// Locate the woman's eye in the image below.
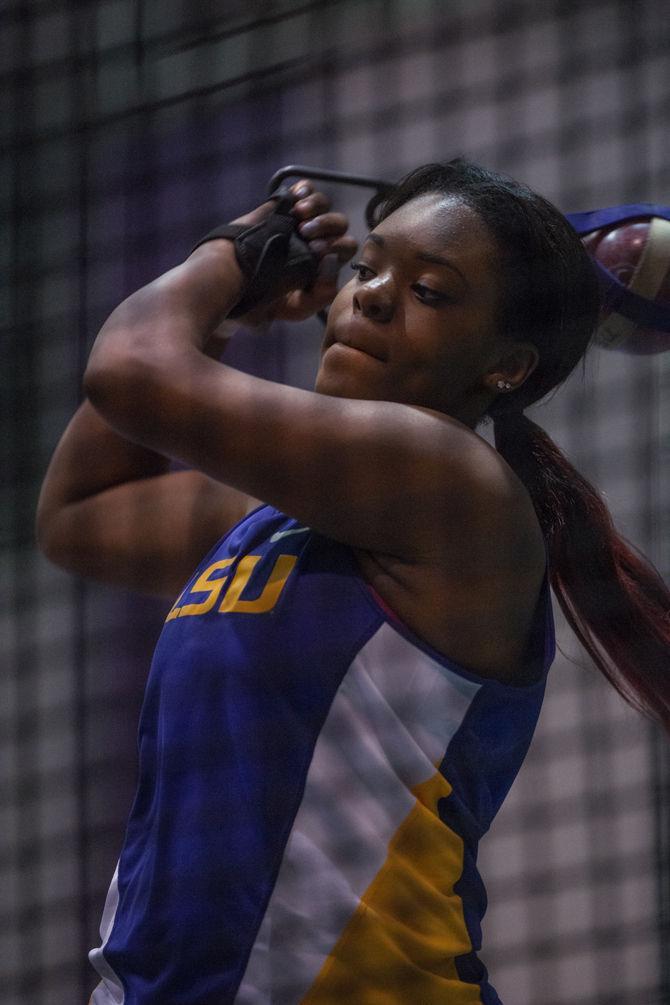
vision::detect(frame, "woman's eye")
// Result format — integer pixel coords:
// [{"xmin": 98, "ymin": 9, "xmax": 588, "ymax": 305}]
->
[
  {"xmin": 350, "ymin": 262, "xmax": 375, "ymax": 281},
  {"xmin": 412, "ymin": 283, "xmax": 449, "ymax": 306}
]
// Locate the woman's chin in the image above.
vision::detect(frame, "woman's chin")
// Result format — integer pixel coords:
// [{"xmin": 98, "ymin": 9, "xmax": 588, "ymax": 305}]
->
[
  {"xmin": 315, "ymin": 345, "xmax": 387, "ymax": 400},
  {"xmin": 314, "ymin": 368, "xmax": 356, "ymax": 399}
]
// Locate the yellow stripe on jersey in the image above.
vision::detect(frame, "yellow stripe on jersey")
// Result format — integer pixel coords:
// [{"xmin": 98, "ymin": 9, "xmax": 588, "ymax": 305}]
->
[{"xmin": 300, "ymin": 772, "xmax": 482, "ymax": 1005}]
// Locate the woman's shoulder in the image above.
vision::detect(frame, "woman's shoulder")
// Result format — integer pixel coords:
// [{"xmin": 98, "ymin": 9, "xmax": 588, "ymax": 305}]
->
[{"xmin": 357, "ymin": 422, "xmax": 548, "ymax": 684}]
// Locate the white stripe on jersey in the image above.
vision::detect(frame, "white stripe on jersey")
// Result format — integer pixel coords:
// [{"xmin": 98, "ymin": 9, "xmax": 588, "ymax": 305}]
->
[
  {"xmin": 89, "ymin": 863, "xmax": 125, "ymax": 1004},
  {"xmin": 236, "ymin": 621, "xmax": 481, "ymax": 1003}
]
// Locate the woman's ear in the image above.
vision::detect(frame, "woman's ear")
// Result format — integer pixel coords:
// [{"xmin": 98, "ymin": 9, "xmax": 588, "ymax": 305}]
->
[{"xmin": 484, "ymin": 342, "xmax": 539, "ymax": 395}]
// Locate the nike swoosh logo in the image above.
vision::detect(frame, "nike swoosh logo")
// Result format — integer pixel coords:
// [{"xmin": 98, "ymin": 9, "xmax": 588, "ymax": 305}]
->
[{"xmin": 269, "ymin": 526, "xmax": 310, "ymax": 544}]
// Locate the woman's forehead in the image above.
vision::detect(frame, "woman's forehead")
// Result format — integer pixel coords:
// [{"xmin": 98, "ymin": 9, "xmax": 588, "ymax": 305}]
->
[{"xmin": 373, "ymin": 193, "xmax": 498, "ymax": 262}]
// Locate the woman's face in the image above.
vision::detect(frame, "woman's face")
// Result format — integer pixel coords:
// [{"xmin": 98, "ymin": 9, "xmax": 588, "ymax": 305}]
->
[{"xmin": 316, "ymin": 193, "xmax": 510, "ymax": 424}]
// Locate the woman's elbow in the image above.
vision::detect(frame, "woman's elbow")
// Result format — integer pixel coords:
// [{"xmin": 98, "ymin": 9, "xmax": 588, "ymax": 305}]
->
[
  {"xmin": 84, "ymin": 294, "xmax": 157, "ymax": 416},
  {"xmin": 83, "ymin": 339, "xmax": 138, "ymax": 417},
  {"xmin": 83, "ymin": 347, "xmax": 167, "ymax": 450},
  {"xmin": 35, "ymin": 502, "xmax": 76, "ymax": 573}
]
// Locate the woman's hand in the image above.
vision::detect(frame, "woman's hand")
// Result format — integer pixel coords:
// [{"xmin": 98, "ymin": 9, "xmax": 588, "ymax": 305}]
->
[{"xmin": 230, "ymin": 180, "xmax": 358, "ymax": 325}]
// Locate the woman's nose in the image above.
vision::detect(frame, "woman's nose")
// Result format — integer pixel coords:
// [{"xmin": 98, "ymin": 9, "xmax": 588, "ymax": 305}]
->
[{"xmin": 353, "ymin": 277, "xmax": 395, "ymax": 323}]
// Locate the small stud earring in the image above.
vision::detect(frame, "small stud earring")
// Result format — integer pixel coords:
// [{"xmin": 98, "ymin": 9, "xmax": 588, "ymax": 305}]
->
[{"xmin": 496, "ymin": 379, "xmax": 512, "ymax": 391}]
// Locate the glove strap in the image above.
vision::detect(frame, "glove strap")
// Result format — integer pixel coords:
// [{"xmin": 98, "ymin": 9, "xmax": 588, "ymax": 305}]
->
[{"xmin": 192, "ymin": 191, "xmax": 319, "ymax": 318}]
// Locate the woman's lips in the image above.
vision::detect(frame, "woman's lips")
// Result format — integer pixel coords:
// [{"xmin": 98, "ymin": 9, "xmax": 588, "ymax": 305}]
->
[
  {"xmin": 328, "ymin": 341, "xmax": 385, "ymax": 363},
  {"xmin": 330, "ymin": 326, "xmax": 389, "ymax": 362}
]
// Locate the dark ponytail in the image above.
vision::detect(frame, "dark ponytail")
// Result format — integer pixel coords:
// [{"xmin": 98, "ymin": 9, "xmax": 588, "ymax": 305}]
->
[{"xmin": 495, "ymin": 412, "xmax": 670, "ymax": 733}]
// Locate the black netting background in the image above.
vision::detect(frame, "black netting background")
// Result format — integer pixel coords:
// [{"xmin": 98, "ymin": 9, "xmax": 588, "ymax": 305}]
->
[{"xmin": 3, "ymin": 1, "xmax": 669, "ymax": 1002}]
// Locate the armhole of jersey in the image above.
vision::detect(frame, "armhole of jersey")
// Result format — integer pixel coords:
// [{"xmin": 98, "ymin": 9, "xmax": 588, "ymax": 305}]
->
[{"xmin": 351, "ymin": 558, "xmax": 554, "ymax": 693}]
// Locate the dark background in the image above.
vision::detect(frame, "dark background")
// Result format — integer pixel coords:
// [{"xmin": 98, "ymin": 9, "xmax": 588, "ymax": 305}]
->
[{"xmin": 4, "ymin": 1, "xmax": 670, "ymax": 1002}]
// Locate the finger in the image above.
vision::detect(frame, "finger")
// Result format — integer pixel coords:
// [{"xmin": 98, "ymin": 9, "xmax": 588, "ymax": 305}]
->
[
  {"xmin": 292, "ymin": 190, "xmax": 331, "ymax": 221},
  {"xmin": 289, "ymin": 180, "xmax": 313, "ymax": 200},
  {"xmin": 298, "ymin": 211, "xmax": 350, "ymax": 241},
  {"xmin": 315, "ymin": 253, "xmax": 342, "ymax": 282},
  {"xmin": 326, "ymin": 234, "xmax": 358, "ymax": 262},
  {"xmin": 307, "ymin": 234, "xmax": 358, "ymax": 262},
  {"xmin": 231, "ymin": 179, "xmax": 315, "ymax": 228},
  {"xmin": 280, "ymin": 281, "xmax": 339, "ymax": 320}
]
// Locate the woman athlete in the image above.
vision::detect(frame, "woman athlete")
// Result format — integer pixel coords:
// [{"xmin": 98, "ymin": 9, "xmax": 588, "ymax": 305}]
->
[{"xmin": 37, "ymin": 161, "xmax": 670, "ymax": 1004}]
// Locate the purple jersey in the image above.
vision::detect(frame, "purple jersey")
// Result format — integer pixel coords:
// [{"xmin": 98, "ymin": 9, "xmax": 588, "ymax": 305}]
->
[{"xmin": 90, "ymin": 504, "xmax": 554, "ymax": 1004}]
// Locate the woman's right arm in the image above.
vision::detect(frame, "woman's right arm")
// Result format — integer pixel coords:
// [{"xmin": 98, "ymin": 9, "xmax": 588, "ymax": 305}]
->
[{"xmin": 36, "ymin": 399, "xmax": 256, "ymax": 597}]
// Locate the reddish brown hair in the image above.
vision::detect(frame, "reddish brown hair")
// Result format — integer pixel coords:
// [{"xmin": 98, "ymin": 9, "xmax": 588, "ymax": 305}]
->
[{"xmin": 495, "ymin": 414, "xmax": 670, "ymax": 732}]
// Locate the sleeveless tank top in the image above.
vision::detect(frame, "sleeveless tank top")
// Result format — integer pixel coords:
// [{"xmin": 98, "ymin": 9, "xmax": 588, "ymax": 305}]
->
[{"xmin": 89, "ymin": 504, "xmax": 555, "ymax": 1005}]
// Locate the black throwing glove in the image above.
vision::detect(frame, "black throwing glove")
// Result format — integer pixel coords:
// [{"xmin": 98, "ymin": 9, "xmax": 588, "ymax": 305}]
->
[{"xmin": 192, "ymin": 189, "xmax": 319, "ymax": 318}]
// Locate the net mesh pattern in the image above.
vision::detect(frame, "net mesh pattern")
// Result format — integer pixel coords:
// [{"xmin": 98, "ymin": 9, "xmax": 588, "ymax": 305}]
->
[{"xmin": 4, "ymin": 1, "xmax": 669, "ymax": 1002}]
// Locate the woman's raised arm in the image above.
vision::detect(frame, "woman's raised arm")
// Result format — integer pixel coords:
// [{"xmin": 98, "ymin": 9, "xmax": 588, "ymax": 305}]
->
[
  {"xmin": 36, "ymin": 184, "xmax": 361, "ymax": 596},
  {"xmin": 82, "ymin": 185, "xmax": 535, "ymax": 571},
  {"xmin": 36, "ymin": 398, "xmax": 258, "ymax": 597}
]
